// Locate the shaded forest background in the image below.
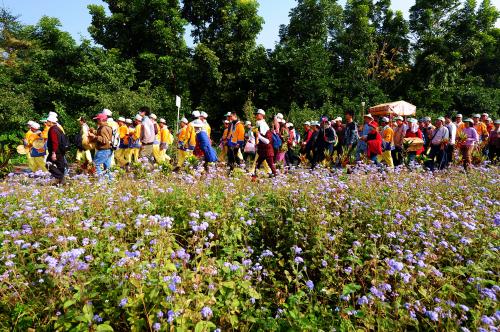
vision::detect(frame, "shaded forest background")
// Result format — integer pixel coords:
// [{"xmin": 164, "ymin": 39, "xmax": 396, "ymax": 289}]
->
[{"xmin": 1, "ymin": 0, "xmax": 499, "ymax": 137}]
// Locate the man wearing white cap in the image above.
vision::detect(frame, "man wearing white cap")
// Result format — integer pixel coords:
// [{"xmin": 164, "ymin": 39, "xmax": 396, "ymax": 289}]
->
[
  {"xmin": 176, "ymin": 117, "xmax": 193, "ymax": 169},
  {"xmin": 76, "ymin": 117, "xmax": 93, "ymax": 164},
  {"xmin": 219, "ymin": 120, "xmax": 230, "ymax": 162},
  {"xmin": 444, "ymin": 114, "xmax": 456, "ymax": 167},
  {"xmin": 379, "ymin": 117, "xmax": 394, "ymax": 168},
  {"xmin": 24, "ymin": 121, "xmax": 47, "ymax": 172},
  {"xmin": 138, "ymin": 107, "xmax": 157, "ymax": 162},
  {"xmin": 114, "ymin": 117, "xmax": 129, "ymax": 167},
  {"xmin": 199, "ymin": 111, "xmax": 211, "ymax": 138},
  {"xmin": 23, "ymin": 121, "xmax": 38, "ymax": 171},
  {"xmin": 129, "ymin": 115, "xmax": 143, "ymax": 163},
  {"xmin": 455, "ymin": 114, "xmax": 465, "ymax": 134},
  {"xmin": 356, "ymin": 114, "xmax": 374, "ymax": 161},
  {"xmin": 392, "ymin": 116, "xmax": 406, "ymax": 166},
  {"xmin": 46, "ymin": 113, "xmax": 67, "ymax": 185},
  {"xmin": 157, "ymin": 119, "xmax": 173, "ymax": 163},
  {"xmin": 150, "ymin": 114, "xmax": 163, "ymax": 164},
  {"xmin": 472, "ymin": 113, "xmax": 489, "ymax": 145},
  {"xmin": 425, "ymin": 117, "xmax": 449, "ymax": 171},
  {"xmin": 248, "ymin": 109, "xmax": 273, "ymax": 175}
]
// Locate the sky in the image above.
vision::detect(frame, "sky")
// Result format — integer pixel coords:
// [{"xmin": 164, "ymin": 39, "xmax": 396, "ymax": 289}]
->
[{"xmin": 1, "ymin": 0, "xmax": 499, "ymax": 48}]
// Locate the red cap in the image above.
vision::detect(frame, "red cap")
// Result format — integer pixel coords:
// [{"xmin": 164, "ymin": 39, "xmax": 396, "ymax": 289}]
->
[{"xmin": 93, "ymin": 113, "xmax": 108, "ymax": 121}]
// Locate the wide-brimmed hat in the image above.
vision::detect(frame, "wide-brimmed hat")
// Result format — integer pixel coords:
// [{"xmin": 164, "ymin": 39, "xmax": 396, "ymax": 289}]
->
[
  {"xmin": 159, "ymin": 118, "xmax": 166, "ymax": 124},
  {"xmin": 364, "ymin": 114, "xmax": 374, "ymax": 120},
  {"xmin": 464, "ymin": 118, "xmax": 474, "ymax": 123},
  {"xmin": 117, "ymin": 117, "xmax": 126, "ymax": 122},
  {"xmin": 192, "ymin": 110, "xmax": 201, "ymax": 118},
  {"xmin": 200, "ymin": 111, "xmax": 208, "ymax": 118},
  {"xmin": 381, "ymin": 117, "xmax": 389, "ymax": 123},
  {"xmin": 394, "ymin": 116, "xmax": 403, "ymax": 121},
  {"xmin": 102, "ymin": 108, "xmax": 112, "ymax": 116},
  {"xmin": 135, "ymin": 114, "xmax": 143, "ymax": 121},
  {"xmin": 255, "ymin": 109, "xmax": 266, "ymax": 116},
  {"xmin": 125, "ymin": 119, "xmax": 133, "ymax": 124}
]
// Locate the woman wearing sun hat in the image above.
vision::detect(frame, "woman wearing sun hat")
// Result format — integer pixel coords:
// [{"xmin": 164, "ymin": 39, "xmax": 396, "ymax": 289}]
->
[
  {"xmin": 460, "ymin": 118, "xmax": 479, "ymax": 170},
  {"xmin": 404, "ymin": 118, "xmax": 424, "ymax": 163}
]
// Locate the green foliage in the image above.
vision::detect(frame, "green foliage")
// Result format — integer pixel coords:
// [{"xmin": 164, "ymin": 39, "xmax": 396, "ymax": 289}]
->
[{"xmin": 0, "ymin": 0, "xmax": 499, "ymax": 141}]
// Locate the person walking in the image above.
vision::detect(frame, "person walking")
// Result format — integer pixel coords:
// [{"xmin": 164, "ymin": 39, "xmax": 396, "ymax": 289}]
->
[
  {"xmin": 138, "ymin": 107, "xmax": 157, "ymax": 162},
  {"xmin": 248, "ymin": 109, "xmax": 272, "ymax": 175},
  {"xmin": 252, "ymin": 114, "xmax": 277, "ymax": 179},
  {"xmin": 380, "ymin": 117, "xmax": 394, "ymax": 168},
  {"xmin": 192, "ymin": 119, "xmax": 218, "ymax": 172},
  {"xmin": 24, "ymin": 121, "xmax": 47, "ymax": 172},
  {"xmin": 46, "ymin": 113, "xmax": 67, "ymax": 185},
  {"xmin": 158, "ymin": 118, "xmax": 173, "ymax": 164},
  {"xmin": 404, "ymin": 118, "xmax": 424, "ymax": 164},
  {"xmin": 129, "ymin": 115, "xmax": 143, "ymax": 164},
  {"xmin": 244, "ymin": 121, "xmax": 256, "ymax": 163},
  {"xmin": 392, "ymin": 116, "xmax": 407, "ymax": 166},
  {"xmin": 343, "ymin": 111, "xmax": 359, "ymax": 154},
  {"xmin": 488, "ymin": 120, "xmax": 499, "ymax": 163},
  {"xmin": 366, "ymin": 121, "xmax": 383, "ymax": 166},
  {"xmin": 313, "ymin": 117, "xmax": 337, "ymax": 168},
  {"xmin": 75, "ymin": 117, "xmax": 93, "ymax": 164},
  {"xmin": 460, "ymin": 119, "xmax": 479, "ymax": 171},
  {"xmin": 444, "ymin": 115, "xmax": 457, "ymax": 167},
  {"xmin": 88, "ymin": 113, "xmax": 113, "ymax": 179},
  {"xmin": 356, "ymin": 114, "xmax": 373, "ymax": 161},
  {"xmin": 226, "ymin": 112, "xmax": 245, "ymax": 171},
  {"xmin": 425, "ymin": 117, "xmax": 449, "ymax": 171},
  {"xmin": 114, "ymin": 117, "xmax": 129, "ymax": 167}
]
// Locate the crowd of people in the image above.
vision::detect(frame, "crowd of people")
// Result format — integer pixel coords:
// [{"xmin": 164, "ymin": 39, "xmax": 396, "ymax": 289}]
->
[{"xmin": 22, "ymin": 106, "xmax": 499, "ymax": 184}]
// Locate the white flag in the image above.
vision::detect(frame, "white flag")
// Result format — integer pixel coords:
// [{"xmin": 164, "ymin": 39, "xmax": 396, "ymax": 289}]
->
[{"xmin": 175, "ymin": 95, "xmax": 181, "ymax": 108}]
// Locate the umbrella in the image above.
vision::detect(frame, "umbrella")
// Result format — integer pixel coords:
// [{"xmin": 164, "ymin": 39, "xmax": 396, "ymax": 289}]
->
[{"xmin": 369, "ymin": 101, "xmax": 416, "ymax": 117}]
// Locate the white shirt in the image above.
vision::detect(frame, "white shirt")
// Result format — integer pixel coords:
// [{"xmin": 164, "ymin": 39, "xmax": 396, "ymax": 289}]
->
[
  {"xmin": 446, "ymin": 122, "xmax": 457, "ymax": 145},
  {"xmin": 431, "ymin": 126, "xmax": 449, "ymax": 145}
]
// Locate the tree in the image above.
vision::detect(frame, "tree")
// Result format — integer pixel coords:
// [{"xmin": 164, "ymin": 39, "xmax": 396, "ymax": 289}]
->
[
  {"xmin": 270, "ymin": 0, "xmax": 343, "ymax": 110},
  {"xmin": 88, "ymin": 0, "xmax": 190, "ymax": 93},
  {"xmin": 182, "ymin": 0, "xmax": 264, "ymax": 118}
]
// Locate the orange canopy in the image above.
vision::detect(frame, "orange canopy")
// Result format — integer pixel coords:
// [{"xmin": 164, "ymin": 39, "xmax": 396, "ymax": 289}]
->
[{"xmin": 369, "ymin": 101, "xmax": 416, "ymax": 117}]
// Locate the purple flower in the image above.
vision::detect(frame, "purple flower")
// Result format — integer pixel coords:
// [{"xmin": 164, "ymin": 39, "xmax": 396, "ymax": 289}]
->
[
  {"xmin": 294, "ymin": 257, "xmax": 304, "ymax": 264},
  {"xmin": 119, "ymin": 297, "xmax": 128, "ymax": 308},
  {"xmin": 481, "ymin": 316, "xmax": 494, "ymax": 325},
  {"xmin": 426, "ymin": 310, "xmax": 439, "ymax": 321},
  {"xmin": 93, "ymin": 314, "xmax": 103, "ymax": 323},
  {"xmin": 201, "ymin": 306, "xmax": 213, "ymax": 319},
  {"xmin": 357, "ymin": 296, "xmax": 369, "ymax": 305},
  {"xmin": 306, "ymin": 280, "xmax": 314, "ymax": 290},
  {"xmin": 387, "ymin": 259, "xmax": 404, "ymax": 274},
  {"xmin": 153, "ymin": 323, "xmax": 161, "ymax": 331}
]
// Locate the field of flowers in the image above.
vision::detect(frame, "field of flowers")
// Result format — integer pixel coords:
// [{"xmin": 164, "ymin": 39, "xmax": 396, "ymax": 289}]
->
[{"xmin": 0, "ymin": 165, "xmax": 499, "ymax": 331}]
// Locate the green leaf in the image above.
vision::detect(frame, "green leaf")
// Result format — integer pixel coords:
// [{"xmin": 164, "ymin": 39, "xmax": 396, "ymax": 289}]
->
[
  {"xmin": 342, "ymin": 283, "xmax": 361, "ymax": 295},
  {"xmin": 221, "ymin": 281, "xmax": 235, "ymax": 289},
  {"xmin": 194, "ymin": 321, "xmax": 216, "ymax": 332},
  {"xmin": 63, "ymin": 300, "xmax": 76, "ymax": 309},
  {"xmin": 96, "ymin": 323, "xmax": 114, "ymax": 332}
]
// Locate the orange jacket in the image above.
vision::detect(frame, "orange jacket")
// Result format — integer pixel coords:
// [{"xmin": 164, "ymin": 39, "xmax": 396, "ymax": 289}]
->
[{"xmin": 227, "ymin": 121, "xmax": 245, "ymax": 148}]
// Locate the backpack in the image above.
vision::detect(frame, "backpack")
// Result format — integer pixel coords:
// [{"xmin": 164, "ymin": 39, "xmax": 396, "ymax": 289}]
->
[
  {"xmin": 111, "ymin": 127, "xmax": 121, "ymax": 150},
  {"xmin": 272, "ymin": 132, "xmax": 282, "ymax": 150},
  {"xmin": 73, "ymin": 132, "xmax": 84, "ymax": 150},
  {"xmin": 59, "ymin": 130, "xmax": 70, "ymax": 153}
]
